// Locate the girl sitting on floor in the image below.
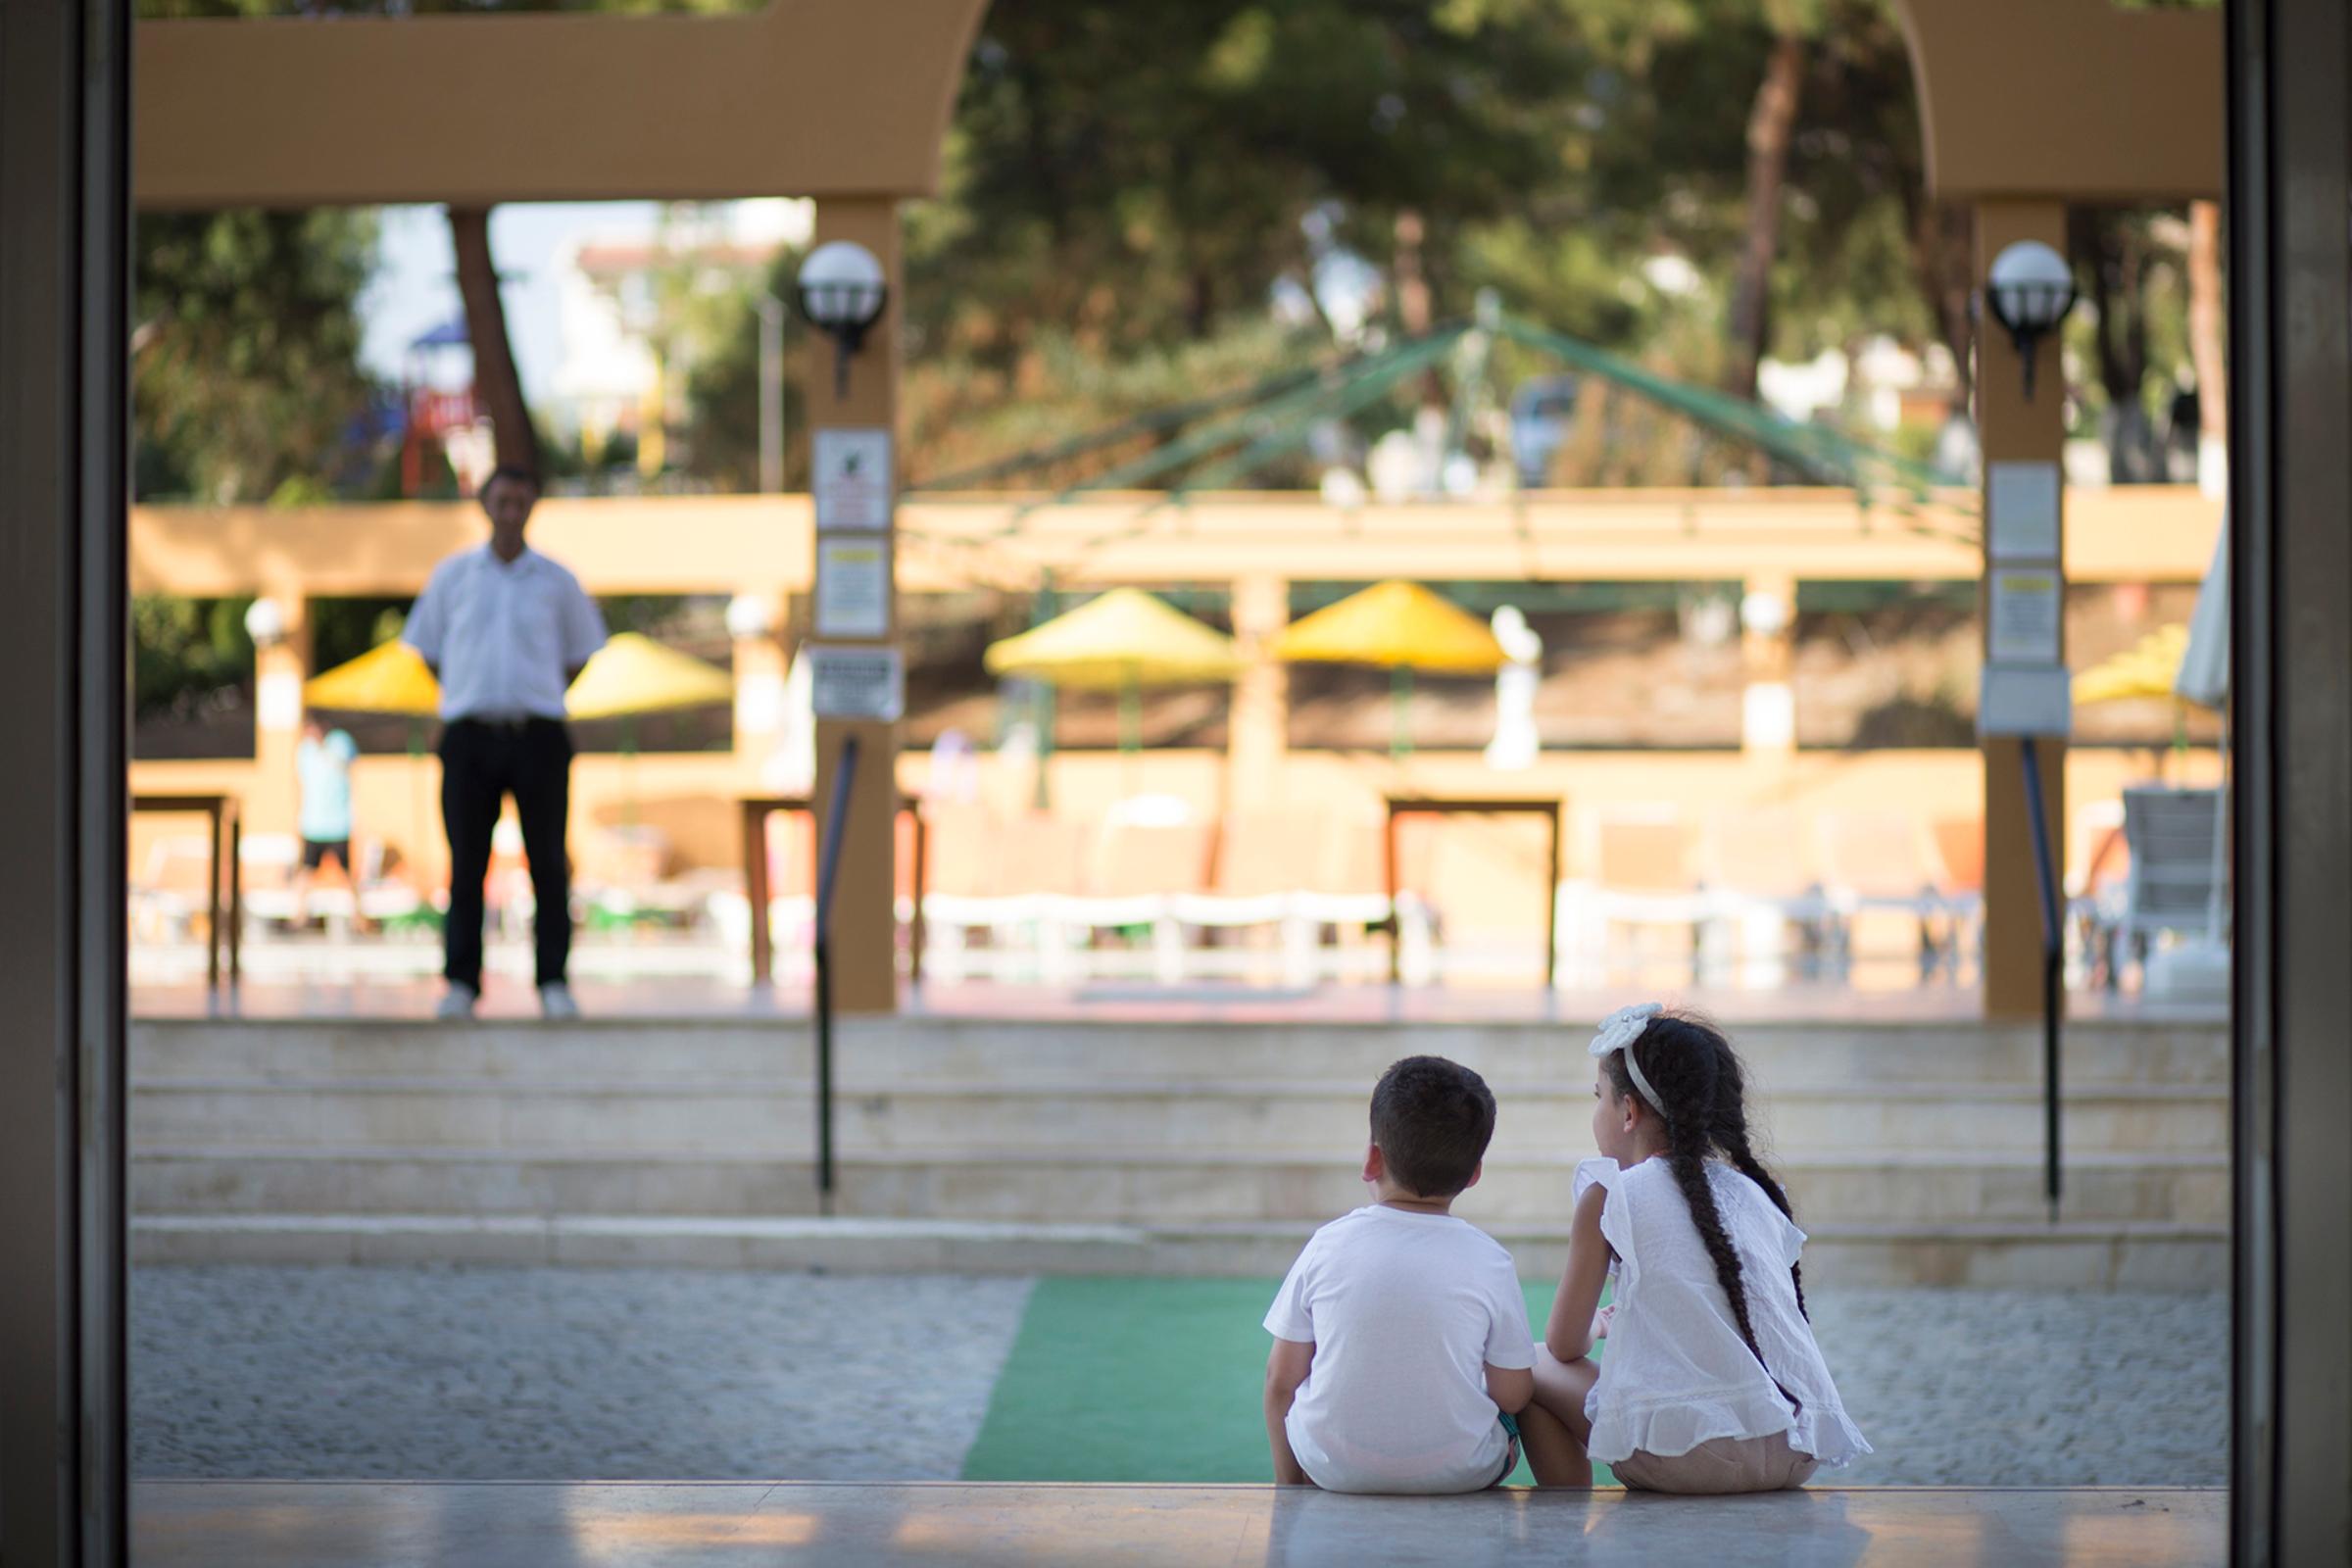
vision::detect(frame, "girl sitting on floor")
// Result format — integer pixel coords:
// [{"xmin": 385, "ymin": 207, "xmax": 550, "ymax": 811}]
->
[{"xmin": 1513, "ymin": 1004, "xmax": 1871, "ymax": 1492}]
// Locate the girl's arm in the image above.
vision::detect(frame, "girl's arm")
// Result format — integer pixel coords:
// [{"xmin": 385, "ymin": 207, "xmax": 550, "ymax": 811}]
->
[
  {"xmin": 1544, "ymin": 1183, "xmax": 1613, "ymax": 1361},
  {"xmin": 1264, "ymin": 1339, "xmax": 1315, "ymax": 1485}
]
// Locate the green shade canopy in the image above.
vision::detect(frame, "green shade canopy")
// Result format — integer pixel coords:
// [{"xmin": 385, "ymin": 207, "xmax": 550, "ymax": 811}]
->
[
  {"xmin": 983, "ymin": 588, "xmax": 1243, "ymax": 691},
  {"xmin": 1272, "ymin": 580, "xmax": 1506, "ymax": 674},
  {"xmin": 565, "ymin": 632, "xmax": 734, "ymax": 720}
]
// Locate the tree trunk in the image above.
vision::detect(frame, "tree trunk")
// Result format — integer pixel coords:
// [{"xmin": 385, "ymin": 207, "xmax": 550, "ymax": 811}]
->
[
  {"xmin": 1908, "ymin": 199, "xmax": 1976, "ymax": 411},
  {"xmin": 2074, "ymin": 210, "xmax": 2159, "ymax": 483},
  {"xmin": 1392, "ymin": 208, "xmax": 1450, "ymax": 421},
  {"xmin": 1723, "ymin": 30, "xmax": 1806, "ymax": 403},
  {"xmin": 447, "ymin": 205, "xmax": 539, "ymax": 477},
  {"xmin": 2186, "ymin": 199, "xmax": 2229, "ymax": 489}
]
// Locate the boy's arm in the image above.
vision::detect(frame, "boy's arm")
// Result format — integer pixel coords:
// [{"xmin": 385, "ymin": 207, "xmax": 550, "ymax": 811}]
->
[
  {"xmin": 1485, "ymin": 1363, "xmax": 1535, "ymax": 1414},
  {"xmin": 1264, "ymin": 1338, "xmax": 1314, "ymax": 1486},
  {"xmin": 1544, "ymin": 1184, "xmax": 1613, "ymax": 1361}
]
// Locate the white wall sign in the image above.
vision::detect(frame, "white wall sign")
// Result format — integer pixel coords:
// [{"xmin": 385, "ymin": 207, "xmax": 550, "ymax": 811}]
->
[
  {"xmin": 813, "ymin": 428, "xmax": 894, "ymax": 532},
  {"xmin": 1987, "ymin": 461, "xmax": 2062, "ymax": 561},
  {"xmin": 1979, "ymin": 664, "xmax": 2073, "ymax": 738},
  {"xmin": 1988, "ymin": 567, "xmax": 2065, "ymax": 664},
  {"xmin": 814, "ymin": 537, "xmax": 892, "ymax": 638},
  {"xmin": 808, "ymin": 645, "xmax": 904, "ymax": 722}
]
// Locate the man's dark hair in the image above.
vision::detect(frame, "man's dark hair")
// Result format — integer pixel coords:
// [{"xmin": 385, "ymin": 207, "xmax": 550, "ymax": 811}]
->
[
  {"xmin": 1369, "ymin": 1055, "xmax": 1497, "ymax": 1199},
  {"xmin": 478, "ymin": 464, "xmax": 540, "ymax": 500}
]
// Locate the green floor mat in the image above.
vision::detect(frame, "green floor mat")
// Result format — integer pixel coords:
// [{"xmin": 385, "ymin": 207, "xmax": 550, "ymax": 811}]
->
[{"xmin": 959, "ymin": 1276, "xmax": 1609, "ymax": 1487}]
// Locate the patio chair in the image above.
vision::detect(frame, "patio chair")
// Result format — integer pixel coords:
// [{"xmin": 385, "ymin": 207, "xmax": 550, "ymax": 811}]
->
[
  {"xmin": 1819, "ymin": 810, "xmax": 1963, "ymax": 980},
  {"xmin": 1930, "ymin": 813, "xmax": 1987, "ymax": 976},
  {"xmin": 352, "ymin": 839, "xmax": 425, "ymax": 927},
  {"xmin": 130, "ymin": 835, "xmax": 219, "ymax": 947},
  {"xmin": 1169, "ymin": 808, "xmax": 1324, "ymax": 984},
  {"xmin": 1321, "ymin": 812, "xmax": 1439, "ymax": 985},
  {"xmin": 2111, "ymin": 786, "xmax": 2227, "ymax": 982},
  {"xmin": 1695, "ymin": 808, "xmax": 1837, "ymax": 985},
  {"xmin": 1059, "ymin": 816, "xmax": 1218, "ymax": 983},
  {"xmin": 1567, "ymin": 809, "xmax": 1706, "ymax": 983},
  {"xmin": 236, "ymin": 833, "xmax": 303, "ymax": 932},
  {"xmin": 919, "ymin": 809, "xmax": 1093, "ymax": 982},
  {"xmin": 2068, "ymin": 800, "xmax": 2131, "ymax": 987}
]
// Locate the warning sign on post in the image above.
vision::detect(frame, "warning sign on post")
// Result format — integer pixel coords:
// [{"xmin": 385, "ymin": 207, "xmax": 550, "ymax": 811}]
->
[
  {"xmin": 815, "ymin": 537, "xmax": 892, "ymax": 638},
  {"xmin": 1988, "ymin": 567, "xmax": 2064, "ymax": 664},
  {"xmin": 808, "ymin": 645, "xmax": 904, "ymax": 722},
  {"xmin": 813, "ymin": 429, "xmax": 894, "ymax": 532}
]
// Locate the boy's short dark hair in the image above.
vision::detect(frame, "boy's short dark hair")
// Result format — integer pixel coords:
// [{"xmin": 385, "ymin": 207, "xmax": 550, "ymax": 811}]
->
[
  {"xmin": 478, "ymin": 464, "xmax": 540, "ymax": 500},
  {"xmin": 1370, "ymin": 1055, "xmax": 1497, "ymax": 1199}
]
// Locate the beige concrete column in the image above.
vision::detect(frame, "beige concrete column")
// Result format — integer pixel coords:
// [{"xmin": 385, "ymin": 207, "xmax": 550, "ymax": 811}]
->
[
  {"xmin": 726, "ymin": 590, "xmax": 791, "ymax": 785},
  {"xmin": 1977, "ymin": 200, "xmax": 2069, "ymax": 1019},
  {"xmin": 809, "ymin": 198, "xmax": 902, "ymax": 1014},
  {"xmin": 1739, "ymin": 572, "xmax": 1797, "ymax": 757},
  {"xmin": 249, "ymin": 596, "xmax": 309, "ymax": 840},
  {"xmin": 1227, "ymin": 573, "xmax": 1289, "ymax": 806}
]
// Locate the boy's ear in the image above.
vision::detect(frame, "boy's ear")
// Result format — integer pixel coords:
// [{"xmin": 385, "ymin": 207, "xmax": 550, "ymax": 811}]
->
[
  {"xmin": 1462, "ymin": 1158, "xmax": 1483, "ymax": 1193},
  {"xmin": 1362, "ymin": 1142, "xmax": 1384, "ymax": 1185}
]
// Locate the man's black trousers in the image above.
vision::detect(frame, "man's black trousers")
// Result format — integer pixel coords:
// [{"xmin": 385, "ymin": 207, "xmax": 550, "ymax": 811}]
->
[{"xmin": 439, "ymin": 716, "xmax": 574, "ymax": 991}]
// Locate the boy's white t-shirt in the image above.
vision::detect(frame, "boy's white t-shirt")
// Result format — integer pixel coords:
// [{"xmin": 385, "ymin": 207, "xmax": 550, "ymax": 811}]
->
[{"xmin": 1263, "ymin": 1204, "xmax": 1536, "ymax": 1494}]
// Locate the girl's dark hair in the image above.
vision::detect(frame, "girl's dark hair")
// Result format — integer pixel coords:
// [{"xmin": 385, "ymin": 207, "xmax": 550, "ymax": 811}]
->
[{"xmin": 1597, "ymin": 1012, "xmax": 1807, "ymax": 1377}]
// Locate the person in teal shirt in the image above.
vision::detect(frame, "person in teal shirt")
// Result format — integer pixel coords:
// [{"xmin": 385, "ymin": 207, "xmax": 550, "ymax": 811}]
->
[{"xmin": 295, "ymin": 716, "xmax": 359, "ymax": 920}]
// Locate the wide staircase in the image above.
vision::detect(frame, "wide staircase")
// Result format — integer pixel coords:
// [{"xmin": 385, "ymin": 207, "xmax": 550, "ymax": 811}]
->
[{"xmin": 129, "ymin": 1011, "xmax": 2229, "ymax": 1287}]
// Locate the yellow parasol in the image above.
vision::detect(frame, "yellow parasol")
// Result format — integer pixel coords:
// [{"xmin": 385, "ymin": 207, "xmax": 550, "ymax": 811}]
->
[
  {"xmin": 984, "ymin": 588, "xmax": 1242, "ymax": 753},
  {"xmin": 984, "ymin": 588, "xmax": 1242, "ymax": 690},
  {"xmin": 302, "ymin": 640, "xmax": 440, "ymax": 715},
  {"xmin": 565, "ymin": 632, "xmax": 736, "ymax": 828},
  {"xmin": 1272, "ymin": 580, "xmax": 1506, "ymax": 757},
  {"xmin": 2074, "ymin": 624, "xmax": 2202, "ymax": 707},
  {"xmin": 565, "ymin": 631, "xmax": 735, "ymax": 720}
]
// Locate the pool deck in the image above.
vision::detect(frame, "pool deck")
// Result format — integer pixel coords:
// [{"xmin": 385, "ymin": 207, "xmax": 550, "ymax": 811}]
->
[
  {"xmin": 133, "ymin": 1481, "xmax": 2228, "ymax": 1567},
  {"xmin": 131, "ymin": 973, "xmax": 2225, "ymax": 1026}
]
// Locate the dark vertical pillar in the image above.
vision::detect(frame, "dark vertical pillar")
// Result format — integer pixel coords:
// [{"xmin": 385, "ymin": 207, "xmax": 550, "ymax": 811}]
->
[
  {"xmin": 2229, "ymin": 1, "xmax": 2352, "ymax": 1562},
  {"xmin": 0, "ymin": 0, "xmax": 132, "ymax": 1561}
]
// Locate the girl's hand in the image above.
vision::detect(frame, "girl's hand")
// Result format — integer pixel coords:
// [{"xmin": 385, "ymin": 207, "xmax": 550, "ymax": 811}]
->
[{"xmin": 1592, "ymin": 1304, "xmax": 1617, "ymax": 1341}]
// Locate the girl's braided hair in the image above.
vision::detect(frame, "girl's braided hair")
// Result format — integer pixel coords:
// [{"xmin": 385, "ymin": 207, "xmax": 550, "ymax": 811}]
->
[{"xmin": 1597, "ymin": 1012, "xmax": 1806, "ymax": 1376}]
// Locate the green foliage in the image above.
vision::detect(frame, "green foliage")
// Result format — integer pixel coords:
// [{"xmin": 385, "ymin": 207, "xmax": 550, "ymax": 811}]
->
[
  {"xmin": 131, "ymin": 596, "xmax": 254, "ymax": 719},
  {"xmin": 134, "ymin": 210, "xmax": 380, "ymax": 503}
]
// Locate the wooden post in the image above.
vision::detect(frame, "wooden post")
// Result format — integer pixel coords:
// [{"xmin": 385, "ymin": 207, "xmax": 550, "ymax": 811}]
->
[
  {"xmin": 1227, "ymin": 573, "xmax": 1289, "ymax": 807},
  {"xmin": 250, "ymin": 596, "xmax": 309, "ymax": 841},
  {"xmin": 1976, "ymin": 199, "xmax": 2069, "ymax": 1019},
  {"xmin": 1739, "ymin": 570, "xmax": 1797, "ymax": 758},
  {"xmin": 808, "ymin": 198, "xmax": 903, "ymax": 1014}
]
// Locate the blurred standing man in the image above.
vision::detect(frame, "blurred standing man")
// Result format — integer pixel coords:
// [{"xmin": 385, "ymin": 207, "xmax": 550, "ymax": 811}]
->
[{"xmin": 403, "ymin": 466, "xmax": 607, "ymax": 1020}]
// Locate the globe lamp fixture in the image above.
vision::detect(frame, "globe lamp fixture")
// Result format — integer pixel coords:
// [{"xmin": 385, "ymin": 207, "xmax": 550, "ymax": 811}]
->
[
  {"xmin": 1984, "ymin": 240, "xmax": 2077, "ymax": 402},
  {"xmin": 242, "ymin": 596, "xmax": 289, "ymax": 650},
  {"xmin": 794, "ymin": 241, "xmax": 889, "ymax": 401}
]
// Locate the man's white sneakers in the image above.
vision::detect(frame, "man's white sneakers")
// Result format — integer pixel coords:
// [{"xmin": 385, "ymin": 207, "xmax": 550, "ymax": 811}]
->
[
  {"xmin": 435, "ymin": 982, "xmax": 479, "ymax": 1021},
  {"xmin": 539, "ymin": 982, "xmax": 581, "ymax": 1021}
]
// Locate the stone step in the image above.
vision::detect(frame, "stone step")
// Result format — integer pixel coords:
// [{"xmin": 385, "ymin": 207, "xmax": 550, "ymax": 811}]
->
[
  {"xmin": 126, "ymin": 1212, "xmax": 2229, "ymax": 1291},
  {"xmin": 129, "ymin": 1077, "xmax": 2227, "ymax": 1156},
  {"xmin": 131, "ymin": 1146, "xmax": 2229, "ymax": 1227},
  {"xmin": 128, "ymin": 1014, "xmax": 2230, "ymax": 1091}
]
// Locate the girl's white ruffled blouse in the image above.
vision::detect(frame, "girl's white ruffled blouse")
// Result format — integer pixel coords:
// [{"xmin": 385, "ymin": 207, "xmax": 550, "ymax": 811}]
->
[{"xmin": 1575, "ymin": 1155, "xmax": 1872, "ymax": 1467}]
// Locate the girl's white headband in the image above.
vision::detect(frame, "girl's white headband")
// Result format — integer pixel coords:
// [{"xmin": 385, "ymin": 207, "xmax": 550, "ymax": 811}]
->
[{"xmin": 1588, "ymin": 1003, "xmax": 1665, "ymax": 1114}]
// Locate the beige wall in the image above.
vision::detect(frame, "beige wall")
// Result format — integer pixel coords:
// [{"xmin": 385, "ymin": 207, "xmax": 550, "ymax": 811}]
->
[{"xmin": 130, "ymin": 487, "xmax": 2225, "ymax": 599}]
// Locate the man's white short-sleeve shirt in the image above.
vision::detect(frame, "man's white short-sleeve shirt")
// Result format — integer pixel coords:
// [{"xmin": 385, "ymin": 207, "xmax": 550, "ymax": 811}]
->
[
  {"xmin": 1264, "ymin": 1204, "xmax": 1535, "ymax": 1494},
  {"xmin": 403, "ymin": 546, "xmax": 607, "ymax": 722}
]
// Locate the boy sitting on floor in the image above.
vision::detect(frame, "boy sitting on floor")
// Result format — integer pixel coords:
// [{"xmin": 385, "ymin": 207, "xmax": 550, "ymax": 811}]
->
[{"xmin": 1262, "ymin": 1054, "xmax": 1537, "ymax": 1494}]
